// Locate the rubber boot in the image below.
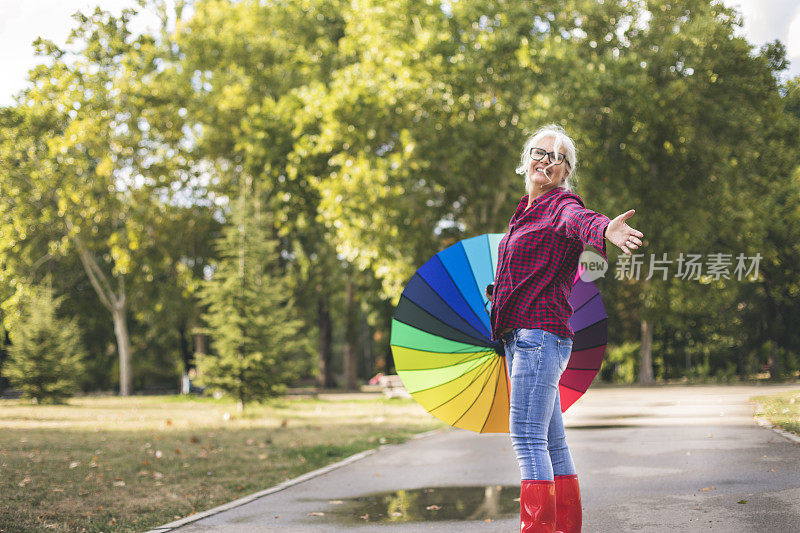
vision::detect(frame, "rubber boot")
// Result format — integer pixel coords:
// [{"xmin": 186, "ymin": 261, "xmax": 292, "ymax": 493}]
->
[
  {"xmin": 554, "ymin": 474, "xmax": 582, "ymax": 533},
  {"xmin": 520, "ymin": 479, "xmax": 556, "ymax": 532}
]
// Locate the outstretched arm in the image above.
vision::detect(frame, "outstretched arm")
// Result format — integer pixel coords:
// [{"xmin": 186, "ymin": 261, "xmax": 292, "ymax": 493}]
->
[{"xmin": 553, "ymin": 199, "xmax": 612, "ymax": 261}]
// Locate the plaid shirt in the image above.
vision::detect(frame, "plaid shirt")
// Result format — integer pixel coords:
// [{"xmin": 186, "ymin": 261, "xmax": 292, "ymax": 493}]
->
[{"xmin": 490, "ymin": 187, "xmax": 610, "ymax": 341}]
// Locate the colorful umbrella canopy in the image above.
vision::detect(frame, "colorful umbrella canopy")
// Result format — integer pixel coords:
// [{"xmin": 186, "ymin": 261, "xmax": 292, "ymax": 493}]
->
[{"xmin": 390, "ymin": 233, "xmax": 607, "ymax": 433}]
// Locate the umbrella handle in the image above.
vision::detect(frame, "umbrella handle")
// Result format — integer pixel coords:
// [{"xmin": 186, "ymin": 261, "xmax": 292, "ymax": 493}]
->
[{"xmin": 492, "ymin": 340, "xmax": 505, "ymax": 357}]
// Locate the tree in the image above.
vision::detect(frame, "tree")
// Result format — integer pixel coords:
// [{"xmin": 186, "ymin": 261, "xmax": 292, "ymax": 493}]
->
[
  {"xmin": 5, "ymin": 283, "xmax": 86, "ymax": 403},
  {"xmin": 175, "ymin": 0, "xmax": 350, "ymax": 387},
  {"xmin": 0, "ymin": 6, "xmax": 200, "ymax": 395},
  {"xmin": 195, "ymin": 178, "xmax": 313, "ymax": 411},
  {"xmin": 542, "ymin": 0, "xmax": 797, "ymax": 382}
]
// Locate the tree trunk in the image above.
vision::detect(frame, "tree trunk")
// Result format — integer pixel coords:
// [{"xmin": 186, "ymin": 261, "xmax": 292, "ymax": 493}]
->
[
  {"xmin": 179, "ymin": 323, "xmax": 191, "ymax": 394},
  {"xmin": 316, "ymin": 293, "xmax": 335, "ymax": 388},
  {"xmin": 111, "ymin": 304, "xmax": 133, "ymax": 395},
  {"xmin": 0, "ymin": 329, "xmax": 10, "ymax": 393},
  {"xmin": 360, "ymin": 312, "xmax": 373, "ymax": 380},
  {"xmin": 189, "ymin": 328, "xmax": 206, "ymax": 393},
  {"xmin": 639, "ymin": 319, "xmax": 654, "ymax": 384},
  {"xmin": 193, "ymin": 330, "xmax": 207, "ymax": 357},
  {"xmin": 343, "ymin": 279, "xmax": 358, "ymax": 390},
  {"xmin": 767, "ymin": 339, "xmax": 782, "ymax": 381},
  {"xmin": 68, "ymin": 221, "xmax": 134, "ymax": 396}
]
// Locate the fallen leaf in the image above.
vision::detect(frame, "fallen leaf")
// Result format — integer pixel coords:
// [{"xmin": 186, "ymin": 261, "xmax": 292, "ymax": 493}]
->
[
  {"xmin": 700, "ymin": 486, "xmax": 716, "ymax": 492},
  {"xmin": 174, "ymin": 448, "xmax": 181, "ymax": 455},
  {"xmin": 485, "ymin": 518, "xmax": 494, "ymax": 522},
  {"xmin": 190, "ymin": 436, "xmax": 200, "ymax": 443},
  {"xmin": 166, "ymin": 419, "xmax": 173, "ymax": 426},
  {"xmin": 328, "ymin": 500, "xmax": 344, "ymax": 504},
  {"xmin": 308, "ymin": 512, "xmax": 325, "ymax": 516},
  {"xmin": 69, "ymin": 461, "xmax": 80, "ymax": 469},
  {"xmin": 113, "ymin": 480, "xmax": 126, "ymax": 487},
  {"xmin": 738, "ymin": 500, "xmax": 748, "ymax": 504}
]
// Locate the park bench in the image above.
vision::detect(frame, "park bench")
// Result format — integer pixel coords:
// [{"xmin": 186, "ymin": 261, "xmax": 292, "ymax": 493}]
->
[{"xmin": 378, "ymin": 374, "xmax": 411, "ymax": 399}]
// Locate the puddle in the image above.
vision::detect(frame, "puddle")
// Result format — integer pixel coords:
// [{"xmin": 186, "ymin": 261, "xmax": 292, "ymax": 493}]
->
[{"xmin": 313, "ymin": 485, "xmax": 520, "ymax": 524}]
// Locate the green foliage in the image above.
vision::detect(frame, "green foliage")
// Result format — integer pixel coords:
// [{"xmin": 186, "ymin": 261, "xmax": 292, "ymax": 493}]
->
[
  {"xmin": 601, "ymin": 341, "xmax": 640, "ymax": 384},
  {"xmin": 5, "ymin": 284, "xmax": 86, "ymax": 403},
  {"xmin": 195, "ymin": 186, "xmax": 314, "ymax": 407},
  {"xmin": 1, "ymin": 0, "xmax": 800, "ymax": 393}
]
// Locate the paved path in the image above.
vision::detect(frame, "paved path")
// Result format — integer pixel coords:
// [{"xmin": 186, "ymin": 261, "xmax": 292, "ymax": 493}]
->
[{"xmin": 150, "ymin": 384, "xmax": 800, "ymax": 532}]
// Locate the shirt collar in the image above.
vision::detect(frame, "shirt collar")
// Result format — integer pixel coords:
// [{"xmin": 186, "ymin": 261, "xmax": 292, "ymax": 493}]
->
[{"xmin": 521, "ymin": 187, "xmax": 562, "ymax": 210}]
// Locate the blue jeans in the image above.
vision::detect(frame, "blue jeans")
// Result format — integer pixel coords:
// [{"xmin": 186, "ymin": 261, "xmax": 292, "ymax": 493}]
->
[{"xmin": 501, "ymin": 328, "xmax": 576, "ymax": 481}]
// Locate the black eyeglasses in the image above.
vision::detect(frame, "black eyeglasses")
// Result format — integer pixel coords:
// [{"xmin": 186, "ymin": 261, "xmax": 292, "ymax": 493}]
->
[{"xmin": 530, "ymin": 147, "xmax": 571, "ymax": 169}]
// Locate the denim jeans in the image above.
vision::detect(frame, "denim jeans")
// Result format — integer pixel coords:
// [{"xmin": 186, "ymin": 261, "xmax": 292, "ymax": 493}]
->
[{"xmin": 501, "ymin": 328, "xmax": 576, "ymax": 481}]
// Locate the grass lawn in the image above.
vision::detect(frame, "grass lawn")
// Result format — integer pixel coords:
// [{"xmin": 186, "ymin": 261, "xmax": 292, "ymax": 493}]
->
[
  {"xmin": 752, "ymin": 388, "xmax": 800, "ymax": 436},
  {"xmin": 0, "ymin": 394, "xmax": 446, "ymax": 532}
]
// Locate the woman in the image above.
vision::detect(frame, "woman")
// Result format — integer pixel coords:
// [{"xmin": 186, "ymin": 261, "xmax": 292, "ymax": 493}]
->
[{"xmin": 489, "ymin": 124, "xmax": 643, "ymax": 532}]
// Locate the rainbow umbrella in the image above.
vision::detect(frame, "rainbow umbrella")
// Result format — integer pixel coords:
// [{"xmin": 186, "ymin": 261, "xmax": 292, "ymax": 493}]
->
[{"xmin": 390, "ymin": 233, "xmax": 607, "ymax": 433}]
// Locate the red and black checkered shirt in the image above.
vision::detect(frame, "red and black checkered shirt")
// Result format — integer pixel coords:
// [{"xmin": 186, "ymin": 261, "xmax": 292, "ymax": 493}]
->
[{"xmin": 490, "ymin": 187, "xmax": 610, "ymax": 341}]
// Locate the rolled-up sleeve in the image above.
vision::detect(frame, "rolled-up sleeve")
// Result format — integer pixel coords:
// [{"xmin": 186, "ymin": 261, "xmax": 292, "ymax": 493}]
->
[{"xmin": 553, "ymin": 196, "xmax": 611, "ymax": 261}]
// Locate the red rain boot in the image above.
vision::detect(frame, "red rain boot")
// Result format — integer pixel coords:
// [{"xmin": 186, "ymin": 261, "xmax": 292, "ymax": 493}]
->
[
  {"xmin": 519, "ymin": 480, "xmax": 556, "ymax": 532},
  {"xmin": 554, "ymin": 474, "xmax": 582, "ymax": 533}
]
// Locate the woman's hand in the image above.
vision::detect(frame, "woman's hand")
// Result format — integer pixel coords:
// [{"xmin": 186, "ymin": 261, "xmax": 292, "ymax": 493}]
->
[{"xmin": 604, "ymin": 209, "xmax": 644, "ymax": 255}]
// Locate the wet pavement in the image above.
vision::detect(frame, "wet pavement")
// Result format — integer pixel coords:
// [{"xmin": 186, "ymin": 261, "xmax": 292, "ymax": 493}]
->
[{"xmin": 150, "ymin": 384, "xmax": 800, "ymax": 532}]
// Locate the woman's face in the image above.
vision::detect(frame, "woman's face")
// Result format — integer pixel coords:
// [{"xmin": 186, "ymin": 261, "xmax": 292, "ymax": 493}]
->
[{"xmin": 526, "ymin": 135, "xmax": 569, "ymax": 190}]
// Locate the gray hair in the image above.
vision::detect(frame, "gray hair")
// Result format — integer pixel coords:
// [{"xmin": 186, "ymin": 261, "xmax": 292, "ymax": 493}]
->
[{"xmin": 515, "ymin": 123, "xmax": 578, "ymax": 191}]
